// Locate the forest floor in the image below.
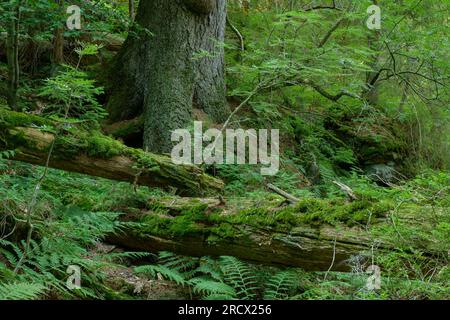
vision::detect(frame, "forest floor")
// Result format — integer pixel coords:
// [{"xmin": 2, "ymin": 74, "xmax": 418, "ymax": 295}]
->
[
  {"xmin": 1, "ymin": 159, "xmax": 448, "ymax": 300},
  {"xmin": 0, "ymin": 1, "xmax": 449, "ymax": 301}
]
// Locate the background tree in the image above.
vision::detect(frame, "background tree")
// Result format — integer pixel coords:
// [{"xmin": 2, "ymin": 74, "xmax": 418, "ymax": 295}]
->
[
  {"xmin": 107, "ymin": 0, "xmax": 229, "ymax": 153},
  {"xmin": 5, "ymin": 0, "xmax": 22, "ymax": 109}
]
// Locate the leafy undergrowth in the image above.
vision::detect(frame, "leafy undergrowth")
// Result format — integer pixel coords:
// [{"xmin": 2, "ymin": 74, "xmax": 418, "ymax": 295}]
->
[
  {"xmin": 131, "ymin": 171, "xmax": 449, "ymax": 300},
  {"xmin": 0, "ymin": 161, "xmax": 157, "ymax": 299},
  {"xmin": 134, "ymin": 250, "xmax": 449, "ymax": 300},
  {"xmin": 0, "ymin": 159, "xmax": 448, "ymax": 300}
]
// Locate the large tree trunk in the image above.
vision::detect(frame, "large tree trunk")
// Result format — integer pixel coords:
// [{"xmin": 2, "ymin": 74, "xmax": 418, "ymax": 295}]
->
[
  {"xmin": 0, "ymin": 110, "xmax": 223, "ymax": 196},
  {"xmin": 107, "ymin": 0, "xmax": 229, "ymax": 153},
  {"xmin": 192, "ymin": 0, "xmax": 229, "ymax": 122},
  {"xmin": 6, "ymin": 0, "xmax": 22, "ymax": 110},
  {"xmin": 51, "ymin": 0, "xmax": 65, "ymax": 74}
]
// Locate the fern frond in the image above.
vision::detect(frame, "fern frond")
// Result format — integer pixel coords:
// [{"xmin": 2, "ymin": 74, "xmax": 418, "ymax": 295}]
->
[
  {"xmin": 159, "ymin": 251, "xmax": 198, "ymax": 273},
  {"xmin": 264, "ymin": 270, "xmax": 300, "ymax": 300},
  {"xmin": 219, "ymin": 256, "xmax": 258, "ymax": 300},
  {"xmin": 194, "ymin": 259, "xmax": 222, "ymax": 281},
  {"xmin": 191, "ymin": 279, "xmax": 236, "ymax": 297},
  {"xmin": 203, "ymin": 293, "xmax": 236, "ymax": 300},
  {"xmin": 105, "ymin": 251, "xmax": 154, "ymax": 262},
  {"xmin": 0, "ymin": 282, "xmax": 47, "ymax": 300},
  {"xmin": 134, "ymin": 265, "xmax": 186, "ymax": 285}
]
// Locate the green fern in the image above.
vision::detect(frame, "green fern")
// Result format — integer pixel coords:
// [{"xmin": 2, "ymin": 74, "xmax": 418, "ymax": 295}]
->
[
  {"xmin": 190, "ymin": 278, "xmax": 236, "ymax": 297},
  {"xmin": 0, "ymin": 150, "xmax": 15, "ymax": 160},
  {"xmin": 0, "ymin": 282, "xmax": 47, "ymax": 300},
  {"xmin": 194, "ymin": 257, "xmax": 223, "ymax": 281},
  {"xmin": 264, "ymin": 270, "xmax": 300, "ymax": 300},
  {"xmin": 0, "ymin": 202, "xmax": 130, "ymax": 299},
  {"xmin": 134, "ymin": 265, "xmax": 186, "ymax": 286},
  {"xmin": 219, "ymin": 256, "xmax": 258, "ymax": 300}
]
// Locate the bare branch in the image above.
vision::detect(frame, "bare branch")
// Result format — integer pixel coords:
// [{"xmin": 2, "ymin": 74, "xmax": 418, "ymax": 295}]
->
[
  {"xmin": 226, "ymin": 17, "xmax": 245, "ymax": 52},
  {"xmin": 318, "ymin": 16, "xmax": 345, "ymax": 48}
]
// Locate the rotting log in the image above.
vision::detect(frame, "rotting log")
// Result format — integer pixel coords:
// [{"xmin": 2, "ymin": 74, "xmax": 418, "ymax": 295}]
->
[
  {"xmin": 108, "ymin": 197, "xmax": 387, "ymax": 271},
  {"xmin": 111, "ymin": 223, "xmax": 371, "ymax": 271},
  {"xmin": 108, "ymin": 197, "xmax": 447, "ymax": 271},
  {"xmin": 0, "ymin": 32, "xmax": 125, "ymax": 56},
  {"xmin": 0, "ymin": 109, "xmax": 223, "ymax": 196}
]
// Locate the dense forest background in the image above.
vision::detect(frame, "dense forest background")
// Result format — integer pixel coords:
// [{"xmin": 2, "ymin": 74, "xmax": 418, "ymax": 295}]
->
[{"xmin": 0, "ymin": 0, "xmax": 448, "ymax": 300}]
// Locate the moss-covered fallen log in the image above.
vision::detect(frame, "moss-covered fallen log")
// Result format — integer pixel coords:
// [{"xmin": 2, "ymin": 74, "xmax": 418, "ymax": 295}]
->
[
  {"xmin": 108, "ymin": 195, "xmax": 448, "ymax": 271},
  {"xmin": 0, "ymin": 109, "xmax": 223, "ymax": 196},
  {"xmin": 106, "ymin": 196, "xmax": 408, "ymax": 271}
]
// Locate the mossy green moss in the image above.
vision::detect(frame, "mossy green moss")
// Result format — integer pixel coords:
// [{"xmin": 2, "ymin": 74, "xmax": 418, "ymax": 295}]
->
[
  {"xmin": 130, "ymin": 197, "xmax": 394, "ymax": 242},
  {"xmin": 85, "ymin": 132, "xmax": 126, "ymax": 158},
  {"xmin": 0, "ymin": 110, "xmax": 54, "ymax": 152},
  {"xmin": 0, "ymin": 109, "xmax": 54, "ymax": 128},
  {"xmin": 54, "ymin": 128, "xmax": 126, "ymax": 159},
  {"xmin": 224, "ymin": 198, "xmax": 390, "ymax": 229},
  {"xmin": 0, "ymin": 110, "xmax": 160, "ymax": 170},
  {"xmin": 137, "ymin": 203, "xmax": 211, "ymax": 237},
  {"xmin": 292, "ymin": 198, "xmax": 391, "ymax": 227}
]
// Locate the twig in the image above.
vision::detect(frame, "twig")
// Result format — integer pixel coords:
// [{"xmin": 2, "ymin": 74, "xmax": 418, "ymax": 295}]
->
[
  {"xmin": 13, "ymin": 139, "xmax": 55, "ymax": 274},
  {"xmin": 324, "ymin": 236, "xmax": 337, "ymax": 281},
  {"xmin": 318, "ymin": 17, "xmax": 345, "ymax": 48},
  {"xmin": 267, "ymin": 183, "xmax": 299, "ymax": 204},
  {"xmin": 226, "ymin": 17, "xmax": 245, "ymax": 52},
  {"xmin": 210, "ymin": 80, "xmax": 268, "ymax": 150},
  {"xmin": 332, "ymin": 180, "xmax": 358, "ymax": 201}
]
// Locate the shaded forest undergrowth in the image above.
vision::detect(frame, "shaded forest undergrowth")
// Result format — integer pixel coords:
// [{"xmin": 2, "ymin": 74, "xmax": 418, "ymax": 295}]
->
[
  {"xmin": 0, "ymin": 0, "xmax": 449, "ymax": 300},
  {"xmin": 0, "ymin": 161, "xmax": 448, "ymax": 299}
]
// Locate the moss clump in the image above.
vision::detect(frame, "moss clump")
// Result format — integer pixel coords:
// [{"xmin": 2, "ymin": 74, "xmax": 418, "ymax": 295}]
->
[
  {"xmin": 138, "ymin": 213, "xmax": 172, "ymax": 236},
  {"xmin": 0, "ymin": 109, "xmax": 53, "ymax": 128},
  {"xmin": 227, "ymin": 198, "xmax": 391, "ymax": 229},
  {"xmin": 137, "ymin": 203, "xmax": 211, "ymax": 237},
  {"xmin": 0, "ymin": 110, "xmax": 157, "ymax": 165},
  {"xmin": 53, "ymin": 128, "xmax": 127, "ymax": 159},
  {"xmin": 131, "ymin": 197, "xmax": 393, "ymax": 242},
  {"xmin": 85, "ymin": 132, "xmax": 126, "ymax": 158},
  {"xmin": 126, "ymin": 147, "xmax": 161, "ymax": 172},
  {"xmin": 0, "ymin": 110, "xmax": 54, "ymax": 151},
  {"xmin": 208, "ymin": 223, "xmax": 238, "ymax": 241},
  {"xmin": 295, "ymin": 198, "xmax": 391, "ymax": 226}
]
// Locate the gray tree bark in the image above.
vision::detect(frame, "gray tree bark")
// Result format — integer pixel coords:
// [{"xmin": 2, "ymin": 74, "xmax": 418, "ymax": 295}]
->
[
  {"xmin": 107, "ymin": 0, "xmax": 229, "ymax": 153},
  {"xmin": 6, "ymin": 0, "xmax": 22, "ymax": 110}
]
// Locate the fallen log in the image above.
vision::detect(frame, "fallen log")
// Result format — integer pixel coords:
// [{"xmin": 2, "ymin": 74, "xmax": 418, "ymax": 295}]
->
[
  {"xmin": 0, "ymin": 32, "xmax": 125, "ymax": 56},
  {"xmin": 112, "ymin": 223, "xmax": 370, "ymax": 271},
  {"xmin": 267, "ymin": 183, "xmax": 300, "ymax": 204},
  {"xmin": 0, "ymin": 109, "xmax": 223, "ymax": 196},
  {"xmin": 107, "ymin": 197, "xmax": 388, "ymax": 271},
  {"xmin": 108, "ymin": 196, "xmax": 447, "ymax": 271}
]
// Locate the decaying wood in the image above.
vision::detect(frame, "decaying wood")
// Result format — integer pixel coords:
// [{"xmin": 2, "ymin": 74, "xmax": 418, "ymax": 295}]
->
[
  {"xmin": 111, "ymin": 225, "xmax": 372, "ymax": 271},
  {"xmin": 108, "ymin": 198, "xmax": 446, "ymax": 271},
  {"xmin": 0, "ymin": 32, "xmax": 125, "ymax": 62},
  {"xmin": 267, "ymin": 183, "xmax": 299, "ymax": 204},
  {"xmin": 0, "ymin": 110, "xmax": 223, "ymax": 196},
  {"xmin": 333, "ymin": 181, "xmax": 358, "ymax": 201},
  {"xmin": 108, "ymin": 198, "xmax": 385, "ymax": 271},
  {"xmin": 103, "ymin": 116, "xmax": 144, "ymax": 139}
]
